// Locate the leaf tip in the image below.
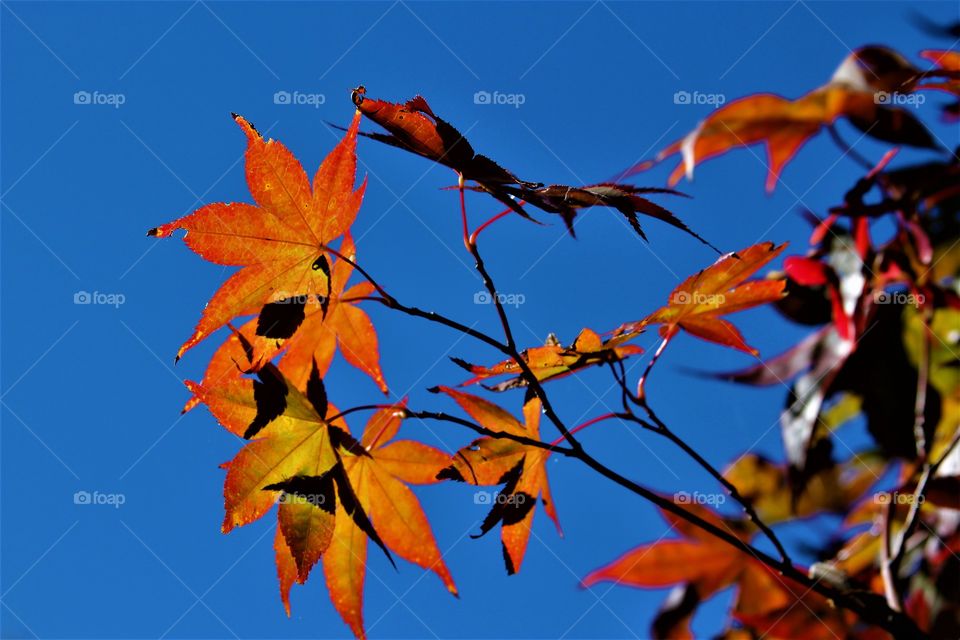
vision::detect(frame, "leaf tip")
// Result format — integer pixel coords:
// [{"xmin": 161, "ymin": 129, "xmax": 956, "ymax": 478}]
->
[{"xmin": 232, "ymin": 113, "xmax": 261, "ymax": 140}]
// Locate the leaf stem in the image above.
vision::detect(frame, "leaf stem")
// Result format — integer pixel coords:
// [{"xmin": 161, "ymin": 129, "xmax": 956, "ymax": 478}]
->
[
  {"xmin": 468, "ymin": 204, "xmax": 518, "ymax": 245},
  {"xmin": 549, "ymin": 413, "xmax": 618, "ymax": 446},
  {"xmin": 637, "ymin": 335, "xmax": 672, "ymax": 400},
  {"xmin": 458, "ymin": 173, "xmax": 470, "ymax": 252}
]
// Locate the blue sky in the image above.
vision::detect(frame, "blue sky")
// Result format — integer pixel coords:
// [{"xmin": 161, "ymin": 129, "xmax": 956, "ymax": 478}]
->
[{"xmin": 2, "ymin": 1, "xmax": 958, "ymax": 638}]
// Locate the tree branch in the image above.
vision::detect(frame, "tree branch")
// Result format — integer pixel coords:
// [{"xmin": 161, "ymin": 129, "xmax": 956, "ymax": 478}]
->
[
  {"xmin": 323, "ymin": 236, "xmax": 925, "ymax": 639},
  {"xmin": 410, "ymin": 403, "xmax": 924, "ymax": 637}
]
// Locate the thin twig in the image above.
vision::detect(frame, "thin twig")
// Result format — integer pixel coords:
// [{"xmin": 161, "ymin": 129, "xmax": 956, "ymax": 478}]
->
[
  {"xmin": 889, "ymin": 427, "xmax": 960, "ymax": 575},
  {"xmin": 322, "ymin": 222, "xmax": 924, "ymax": 638},
  {"xmin": 612, "ymin": 354, "xmax": 791, "ymax": 564},
  {"xmin": 325, "ymin": 404, "xmax": 395, "ymax": 424},
  {"xmin": 465, "ymin": 208, "xmax": 583, "ymax": 449},
  {"xmin": 413, "ymin": 405, "xmax": 925, "ymax": 637},
  {"xmin": 912, "ymin": 311, "xmax": 932, "ymax": 459},
  {"xmin": 637, "ymin": 335, "xmax": 671, "ymax": 400},
  {"xmin": 879, "ymin": 496, "xmax": 903, "ymax": 611},
  {"xmin": 827, "ymin": 124, "xmax": 874, "ymax": 171},
  {"xmin": 634, "ymin": 404, "xmax": 790, "ymax": 565},
  {"xmin": 408, "ymin": 410, "xmax": 576, "ymax": 455}
]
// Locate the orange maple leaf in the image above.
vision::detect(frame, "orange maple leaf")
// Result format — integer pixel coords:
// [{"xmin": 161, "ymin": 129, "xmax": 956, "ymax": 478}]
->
[
  {"xmin": 189, "ymin": 349, "xmax": 452, "ymax": 638},
  {"xmin": 275, "ymin": 402, "xmax": 457, "ymax": 638},
  {"xmin": 433, "ymin": 387, "xmax": 561, "ymax": 575},
  {"xmin": 617, "ymin": 242, "xmax": 787, "ymax": 355},
  {"xmin": 583, "ymin": 503, "xmax": 848, "ymax": 639},
  {"xmin": 180, "ymin": 234, "xmax": 387, "ymax": 418},
  {"xmin": 149, "ymin": 111, "xmax": 366, "ymax": 361},
  {"xmin": 453, "ymin": 328, "xmax": 643, "ymax": 391},
  {"xmin": 275, "ymin": 234, "xmax": 386, "ymax": 393},
  {"xmin": 625, "ymin": 47, "xmax": 937, "ymax": 192}
]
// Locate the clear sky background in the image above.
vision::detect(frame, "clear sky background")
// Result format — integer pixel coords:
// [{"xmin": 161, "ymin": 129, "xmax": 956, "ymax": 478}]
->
[{"xmin": 3, "ymin": 1, "xmax": 958, "ymax": 638}]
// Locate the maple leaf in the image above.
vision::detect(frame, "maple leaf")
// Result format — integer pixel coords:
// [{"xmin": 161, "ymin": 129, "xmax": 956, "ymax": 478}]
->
[
  {"xmin": 149, "ymin": 111, "xmax": 366, "ymax": 361},
  {"xmin": 266, "ymin": 233, "xmax": 386, "ymax": 393},
  {"xmin": 616, "ymin": 242, "xmax": 787, "ymax": 355},
  {"xmin": 432, "ymin": 387, "xmax": 561, "ymax": 575},
  {"xmin": 188, "ymin": 346, "xmax": 454, "ymax": 638},
  {"xmin": 275, "ymin": 402, "xmax": 457, "ymax": 637},
  {"xmin": 623, "ymin": 47, "xmax": 939, "ymax": 192},
  {"xmin": 187, "ymin": 355, "xmax": 381, "ymax": 537},
  {"xmin": 180, "ymin": 233, "xmax": 387, "ymax": 415},
  {"xmin": 452, "ymin": 328, "xmax": 643, "ymax": 391},
  {"xmin": 492, "ymin": 182, "xmax": 720, "ymax": 249},
  {"xmin": 183, "ymin": 343, "xmax": 389, "ymax": 608},
  {"xmin": 723, "ymin": 453, "xmax": 881, "ymax": 524},
  {"xmin": 350, "ymin": 86, "xmax": 716, "ymax": 246},
  {"xmin": 915, "ymin": 49, "xmax": 960, "ymax": 121},
  {"xmin": 582, "ymin": 503, "xmax": 768, "ymax": 639},
  {"xmin": 349, "ymin": 86, "xmax": 533, "ymax": 190},
  {"xmin": 582, "ymin": 503, "xmax": 851, "ymax": 639},
  {"xmin": 178, "ymin": 317, "xmax": 284, "ymax": 415},
  {"xmin": 916, "ymin": 50, "xmax": 960, "ymax": 94},
  {"xmin": 718, "ymin": 296, "xmax": 940, "ymax": 500}
]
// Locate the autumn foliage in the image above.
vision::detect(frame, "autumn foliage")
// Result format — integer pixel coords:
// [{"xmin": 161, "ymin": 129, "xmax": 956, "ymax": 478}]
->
[{"xmin": 153, "ymin": 32, "xmax": 959, "ymax": 640}]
